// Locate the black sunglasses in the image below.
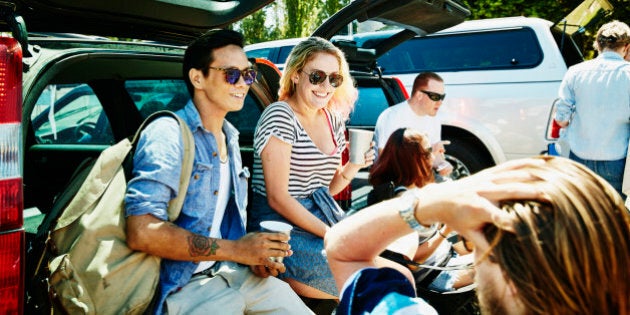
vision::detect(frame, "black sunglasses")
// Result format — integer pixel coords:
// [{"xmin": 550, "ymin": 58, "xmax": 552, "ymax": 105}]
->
[
  {"xmin": 209, "ymin": 66, "xmax": 257, "ymax": 85},
  {"xmin": 304, "ymin": 70, "xmax": 343, "ymax": 88},
  {"xmin": 420, "ymin": 90, "xmax": 446, "ymax": 102}
]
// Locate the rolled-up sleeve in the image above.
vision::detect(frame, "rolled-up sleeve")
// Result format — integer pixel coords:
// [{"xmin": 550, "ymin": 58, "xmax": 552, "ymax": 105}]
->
[
  {"xmin": 555, "ymin": 70, "xmax": 576, "ymax": 123},
  {"xmin": 254, "ymin": 103, "xmax": 297, "ymax": 156},
  {"xmin": 125, "ymin": 117, "xmax": 183, "ymax": 221}
]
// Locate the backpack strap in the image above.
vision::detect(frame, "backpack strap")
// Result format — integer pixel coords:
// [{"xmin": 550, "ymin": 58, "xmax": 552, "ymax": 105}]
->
[{"xmin": 131, "ymin": 110, "xmax": 195, "ymax": 222}]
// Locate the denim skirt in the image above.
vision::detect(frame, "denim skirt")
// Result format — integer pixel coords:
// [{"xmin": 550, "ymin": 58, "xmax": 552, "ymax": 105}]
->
[{"xmin": 248, "ymin": 189, "xmax": 345, "ymax": 296}]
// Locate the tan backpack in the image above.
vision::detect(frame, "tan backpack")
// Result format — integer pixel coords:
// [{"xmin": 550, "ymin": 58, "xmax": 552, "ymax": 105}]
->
[{"xmin": 45, "ymin": 111, "xmax": 194, "ymax": 314}]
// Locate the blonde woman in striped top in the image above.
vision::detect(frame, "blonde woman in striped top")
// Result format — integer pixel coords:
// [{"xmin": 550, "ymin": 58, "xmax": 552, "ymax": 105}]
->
[{"xmin": 248, "ymin": 37, "xmax": 373, "ymax": 311}]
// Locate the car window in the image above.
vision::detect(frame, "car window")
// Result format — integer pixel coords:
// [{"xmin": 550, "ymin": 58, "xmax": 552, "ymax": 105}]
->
[
  {"xmin": 126, "ymin": 79, "xmax": 262, "ymax": 142},
  {"xmin": 347, "ymin": 86, "xmax": 389, "ymax": 127},
  {"xmin": 31, "ymin": 83, "xmax": 114, "ymax": 144},
  {"xmin": 277, "ymin": 46, "xmax": 294, "ymax": 65},
  {"xmin": 226, "ymin": 95, "xmax": 263, "ymax": 143},
  {"xmin": 126, "ymin": 79, "xmax": 189, "ymax": 119},
  {"xmin": 246, "ymin": 47, "xmax": 275, "ymax": 60},
  {"xmin": 378, "ymin": 28, "xmax": 543, "ymax": 74}
]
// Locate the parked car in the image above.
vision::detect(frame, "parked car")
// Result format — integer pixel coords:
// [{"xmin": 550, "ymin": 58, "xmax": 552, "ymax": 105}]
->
[
  {"xmin": 245, "ymin": 0, "xmax": 612, "ymax": 178},
  {"xmin": 0, "ymin": 0, "xmax": 470, "ymax": 313},
  {"xmin": 244, "ymin": 37, "xmax": 299, "ymax": 71}
]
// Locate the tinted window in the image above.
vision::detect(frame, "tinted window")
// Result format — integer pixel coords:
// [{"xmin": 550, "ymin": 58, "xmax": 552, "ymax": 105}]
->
[
  {"xmin": 348, "ymin": 86, "xmax": 389, "ymax": 127},
  {"xmin": 125, "ymin": 79, "xmax": 262, "ymax": 143},
  {"xmin": 551, "ymin": 28, "xmax": 583, "ymax": 67},
  {"xmin": 277, "ymin": 46, "xmax": 294, "ymax": 64},
  {"xmin": 226, "ymin": 95, "xmax": 262, "ymax": 143},
  {"xmin": 378, "ymin": 28, "xmax": 543, "ymax": 74},
  {"xmin": 126, "ymin": 79, "xmax": 189, "ymax": 119},
  {"xmin": 31, "ymin": 83, "xmax": 114, "ymax": 144}
]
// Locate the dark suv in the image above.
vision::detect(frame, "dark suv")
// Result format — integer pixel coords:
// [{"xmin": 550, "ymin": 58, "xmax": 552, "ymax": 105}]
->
[{"xmin": 0, "ymin": 0, "xmax": 468, "ymax": 313}]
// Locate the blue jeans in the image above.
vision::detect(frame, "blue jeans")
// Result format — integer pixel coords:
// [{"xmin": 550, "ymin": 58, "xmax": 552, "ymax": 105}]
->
[{"xmin": 569, "ymin": 152, "xmax": 626, "ymax": 199}]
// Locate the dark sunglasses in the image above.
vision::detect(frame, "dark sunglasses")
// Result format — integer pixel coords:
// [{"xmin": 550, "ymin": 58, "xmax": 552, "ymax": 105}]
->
[
  {"xmin": 304, "ymin": 70, "xmax": 343, "ymax": 88},
  {"xmin": 209, "ymin": 66, "xmax": 257, "ymax": 85},
  {"xmin": 420, "ymin": 90, "xmax": 446, "ymax": 102}
]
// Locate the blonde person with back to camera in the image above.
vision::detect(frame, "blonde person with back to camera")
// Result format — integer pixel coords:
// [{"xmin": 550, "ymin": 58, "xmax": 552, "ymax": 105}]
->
[
  {"xmin": 326, "ymin": 156, "xmax": 630, "ymax": 315},
  {"xmin": 247, "ymin": 37, "xmax": 375, "ymax": 314}
]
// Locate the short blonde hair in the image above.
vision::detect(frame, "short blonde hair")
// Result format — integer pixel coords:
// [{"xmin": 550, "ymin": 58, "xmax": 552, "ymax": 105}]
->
[
  {"xmin": 593, "ymin": 20, "xmax": 630, "ymax": 51},
  {"xmin": 279, "ymin": 37, "xmax": 356, "ymax": 118}
]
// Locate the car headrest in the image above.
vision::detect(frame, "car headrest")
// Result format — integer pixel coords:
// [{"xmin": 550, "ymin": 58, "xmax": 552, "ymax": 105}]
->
[{"xmin": 249, "ymin": 57, "xmax": 281, "ymax": 104}]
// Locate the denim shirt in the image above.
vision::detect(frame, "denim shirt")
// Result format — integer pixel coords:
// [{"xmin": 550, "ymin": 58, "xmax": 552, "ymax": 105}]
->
[
  {"xmin": 556, "ymin": 52, "xmax": 630, "ymax": 160},
  {"xmin": 124, "ymin": 101, "xmax": 249, "ymax": 314}
]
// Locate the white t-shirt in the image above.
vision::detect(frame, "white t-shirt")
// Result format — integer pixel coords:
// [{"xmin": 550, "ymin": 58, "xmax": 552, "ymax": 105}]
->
[
  {"xmin": 193, "ymin": 158, "xmax": 231, "ymax": 273},
  {"xmin": 374, "ymin": 100, "xmax": 441, "ymax": 150}
]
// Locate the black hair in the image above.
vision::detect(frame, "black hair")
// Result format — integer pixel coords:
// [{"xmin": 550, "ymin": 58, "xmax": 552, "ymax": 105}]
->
[{"xmin": 182, "ymin": 29, "xmax": 245, "ymax": 97}]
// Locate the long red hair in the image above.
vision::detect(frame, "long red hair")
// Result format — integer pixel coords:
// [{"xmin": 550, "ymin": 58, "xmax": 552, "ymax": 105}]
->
[{"xmin": 369, "ymin": 128, "xmax": 434, "ymax": 188}]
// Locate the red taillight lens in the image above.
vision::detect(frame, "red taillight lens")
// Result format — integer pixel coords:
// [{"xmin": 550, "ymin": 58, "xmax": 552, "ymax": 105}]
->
[
  {"xmin": 0, "ymin": 37, "xmax": 22, "ymax": 123},
  {"xmin": 0, "ymin": 230, "xmax": 24, "ymax": 315},
  {"xmin": 0, "ymin": 36, "xmax": 24, "ymax": 315},
  {"xmin": 0, "ymin": 178, "xmax": 22, "ymax": 230},
  {"xmin": 393, "ymin": 77, "xmax": 409, "ymax": 100},
  {"xmin": 0, "ymin": 36, "xmax": 23, "ymax": 231}
]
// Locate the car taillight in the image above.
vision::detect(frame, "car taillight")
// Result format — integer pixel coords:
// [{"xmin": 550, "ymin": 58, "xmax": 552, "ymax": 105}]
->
[
  {"xmin": 0, "ymin": 36, "xmax": 24, "ymax": 315},
  {"xmin": 393, "ymin": 77, "xmax": 409, "ymax": 99}
]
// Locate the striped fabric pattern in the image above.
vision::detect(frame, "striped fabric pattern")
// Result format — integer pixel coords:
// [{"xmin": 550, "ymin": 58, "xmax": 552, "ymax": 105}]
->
[{"xmin": 252, "ymin": 102, "xmax": 345, "ymax": 198}]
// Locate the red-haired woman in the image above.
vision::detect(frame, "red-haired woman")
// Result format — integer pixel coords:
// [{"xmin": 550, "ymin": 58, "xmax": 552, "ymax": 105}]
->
[{"xmin": 368, "ymin": 128, "xmax": 474, "ymax": 293}]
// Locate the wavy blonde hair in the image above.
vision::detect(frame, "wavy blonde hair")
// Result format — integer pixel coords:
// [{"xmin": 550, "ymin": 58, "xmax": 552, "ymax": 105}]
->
[
  {"xmin": 279, "ymin": 37, "xmax": 356, "ymax": 118},
  {"xmin": 483, "ymin": 156, "xmax": 629, "ymax": 315}
]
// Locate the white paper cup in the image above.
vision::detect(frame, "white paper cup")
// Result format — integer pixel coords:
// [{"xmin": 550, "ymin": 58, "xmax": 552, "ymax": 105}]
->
[
  {"xmin": 260, "ymin": 221, "xmax": 293, "ymax": 263},
  {"xmin": 348, "ymin": 128, "xmax": 374, "ymax": 164}
]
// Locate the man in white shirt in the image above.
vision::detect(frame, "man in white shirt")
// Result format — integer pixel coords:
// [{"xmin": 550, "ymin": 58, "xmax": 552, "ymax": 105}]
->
[{"xmin": 374, "ymin": 72, "xmax": 453, "ymax": 177}]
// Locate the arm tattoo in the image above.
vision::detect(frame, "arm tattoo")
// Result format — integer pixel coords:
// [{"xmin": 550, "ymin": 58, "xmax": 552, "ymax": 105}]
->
[{"xmin": 187, "ymin": 234, "xmax": 220, "ymax": 257}]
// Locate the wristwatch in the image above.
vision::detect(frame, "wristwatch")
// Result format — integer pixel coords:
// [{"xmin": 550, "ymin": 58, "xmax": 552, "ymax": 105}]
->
[{"xmin": 399, "ymin": 189, "xmax": 439, "ymax": 238}]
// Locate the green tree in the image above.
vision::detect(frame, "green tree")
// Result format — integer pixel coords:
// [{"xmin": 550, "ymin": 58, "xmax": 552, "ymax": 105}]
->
[
  {"xmin": 282, "ymin": 0, "xmax": 321, "ymax": 38},
  {"xmin": 240, "ymin": 10, "xmax": 270, "ymax": 44},
  {"xmin": 234, "ymin": 3, "xmax": 281, "ymax": 45},
  {"xmin": 237, "ymin": 0, "xmax": 352, "ymax": 44},
  {"xmin": 318, "ymin": 0, "xmax": 350, "ymax": 22}
]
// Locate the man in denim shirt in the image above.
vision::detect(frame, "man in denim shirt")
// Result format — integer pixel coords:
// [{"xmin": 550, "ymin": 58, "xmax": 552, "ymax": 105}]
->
[
  {"xmin": 125, "ymin": 29, "xmax": 312, "ymax": 315},
  {"xmin": 554, "ymin": 20, "xmax": 630, "ymax": 198}
]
